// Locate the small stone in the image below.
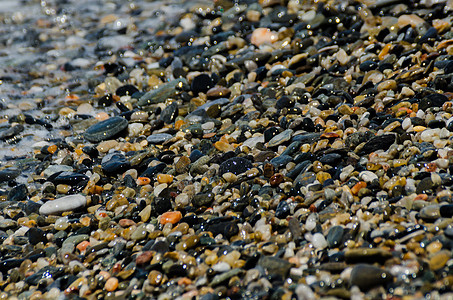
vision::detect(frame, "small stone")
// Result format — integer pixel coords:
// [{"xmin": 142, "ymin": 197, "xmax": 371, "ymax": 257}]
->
[
  {"xmin": 136, "ymin": 251, "xmax": 153, "ymax": 265},
  {"xmin": 175, "ymin": 156, "xmax": 191, "ymax": 174},
  {"xmin": 148, "ymin": 270, "xmax": 163, "ymax": 285},
  {"xmin": 160, "ymin": 102, "xmax": 179, "ymax": 124},
  {"xmin": 326, "ymin": 226, "xmax": 344, "ymax": 248},
  {"xmin": 157, "ymin": 174, "xmax": 173, "ymax": 184},
  {"xmin": 350, "ymin": 264, "xmax": 393, "ymax": 291},
  {"xmin": 105, "ymin": 277, "xmax": 119, "ymax": 292},
  {"xmin": 251, "ymin": 28, "xmax": 278, "ymax": 46},
  {"xmin": 84, "ymin": 116, "xmax": 128, "ymax": 143},
  {"xmin": 440, "ymin": 204, "xmax": 453, "ymax": 218},
  {"xmin": 8, "ymin": 184, "xmax": 28, "ymax": 201},
  {"xmin": 0, "ymin": 168, "xmax": 20, "ymax": 183},
  {"xmin": 360, "ymin": 134, "xmax": 395, "ymax": 154},
  {"xmin": 311, "ymin": 233, "xmax": 327, "ymax": 249},
  {"xmin": 359, "ymin": 171, "xmax": 378, "ymax": 183},
  {"xmin": 147, "ymin": 133, "xmax": 173, "ymax": 144},
  {"xmin": 338, "ymin": 104, "xmax": 353, "ymax": 115},
  {"xmin": 39, "ymin": 194, "xmax": 87, "ymax": 215},
  {"xmin": 219, "ymin": 157, "xmax": 253, "ymax": 175},
  {"xmin": 268, "ymin": 129, "xmax": 293, "ymax": 147},
  {"xmin": 429, "ymin": 250, "xmax": 451, "ymax": 271},
  {"xmin": 222, "ymin": 172, "xmax": 238, "ymax": 183},
  {"xmin": 131, "ymin": 224, "xmax": 148, "ymax": 240},
  {"xmin": 191, "ymin": 74, "xmax": 214, "ymax": 94},
  {"xmin": 27, "ymin": 227, "xmax": 47, "ymax": 245},
  {"xmin": 419, "ymin": 205, "xmax": 441, "ymax": 220},
  {"xmin": 258, "ymin": 256, "xmax": 292, "ymax": 278},
  {"xmin": 160, "ymin": 211, "xmax": 182, "ymax": 225}
]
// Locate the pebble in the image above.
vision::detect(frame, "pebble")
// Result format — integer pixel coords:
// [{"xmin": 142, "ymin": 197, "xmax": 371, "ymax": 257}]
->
[
  {"xmin": 219, "ymin": 157, "xmax": 253, "ymax": 175},
  {"xmin": 39, "ymin": 194, "xmax": 87, "ymax": 215},
  {"xmin": 160, "ymin": 211, "xmax": 182, "ymax": 225},
  {"xmin": 84, "ymin": 116, "xmax": 128, "ymax": 143},
  {"xmin": 349, "ymin": 264, "xmax": 393, "ymax": 291},
  {"xmin": 0, "ymin": 0, "xmax": 453, "ymax": 299},
  {"xmin": 326, "ymin": 226, "xmax": 344, "ymax": 248},
  {"xmin": 147, "ymin": 133, "xmax": 173, "ymax": 144}
]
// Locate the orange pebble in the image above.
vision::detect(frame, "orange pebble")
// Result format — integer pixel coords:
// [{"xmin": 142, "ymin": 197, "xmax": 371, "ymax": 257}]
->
[
  {"xmin": 47, "ymin": 144, "xmax": 58, "ymax": 154},
  {"xmin": 175, "ymin": 119, "xmax": 185, "ymax": 130},
  {"xmin": 105, "ymin": 277, "xmax": 118, "ymax": 292},
  {"xmin": 178, "ymin": 277, "xmax": 192, "ymax": 286},
  {"xmin": 351, "ymin": 181, "xmax": 367, "ymax": 195},
  {"xmin": 99, "ymin": 271, "xmax": 111, "ymax": 280},
  {"xmin": 119, "ymin": 219, "xmax": 136, "ymax": 227},
  {"xmin": 160, "ymin": 211, "xmax": 182, "ymax": 225},
  {"xmin": 136, "ymin": 177, "xmax": 151, "ymax": 186},
  {"xmin": 65, "ymin": 94, "xmax": 79, "ymax": 100},
  {"xmin": 157, "ymin": 174, "xmax": 173, "ymax": 184},
  {"xmin": 414, "ymin": 194, "xmax": 428, "ymax": 201},
  {"xmin": 76, "ymin": 241, "xmax": 90, "ymax": 253},
  {"xmin": 214, "ymin": 140, "xmax": 234, "ymax": 152},
  {"xmin": 96, "ymin": 112, "xmax": 110, "ymax": 121},
  {"xmin": 203, "ymin": 132, "xmax": 216, "ymax": 139},
  {"xmin": 378, "ymin": 43, "xmax": 392, "ymax": 60}
]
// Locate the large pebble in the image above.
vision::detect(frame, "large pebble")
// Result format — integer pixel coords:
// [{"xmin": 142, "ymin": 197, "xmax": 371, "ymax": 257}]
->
[
  {"xmin": 350, "ymin": 264, "xmax": 393, "ymax": 291},
  {"xmin": 84, "ymin": 116, "xmax": 128, "ymax": 143},
  {"xmin": 39, "ymin": 194, "xmax": 87, "ymax": 215}
]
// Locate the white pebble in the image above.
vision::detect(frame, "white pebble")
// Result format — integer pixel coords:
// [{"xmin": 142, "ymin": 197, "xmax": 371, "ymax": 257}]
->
[
  {"xmin": 435, "ymin": 158, "xmax": 449, "ymax": 169},
  {"xmin": 401, "ymin": 118, "xmax": 411, "ymax": 130},
  {"xmin": 359, "ymin": 171, "xmax": 378, "ymax": 183},
  {"xmin": 420, "ymin": 128, "xmax": 440, "ymax": 142},
  {"xmin": 305, "ymin": 213, "xmax": 317, "ymax": 231},
  {"xmin": 295, "ymin": 284, "xmax": 315, "ymax": 300},
  {"xmin": 39, "ymin": 194, "xmax": 87, "ymax": 215},
  {"xmin": 212, "ymin": 262, "xmax": 231, "ymax": 273},
  {"xmin": 340, "ymin": 165, "xmax": 354, "ymax": 181},
  {"xmin": 311, "ymin": 233, "xmax": 327, "ymax": 249},
  {"xmin": 128, "ymin": 123, "xmax": 144, "ymax": 137}
]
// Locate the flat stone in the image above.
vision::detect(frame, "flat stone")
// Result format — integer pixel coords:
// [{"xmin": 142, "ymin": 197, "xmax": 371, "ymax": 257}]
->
[
  {"xmin": 210, "ymin": 268, "xmax": 242, "ymax": 287},
  {"xmin": 0, "ymin": 168, "xmax": 20, "ymax": 183},
  {"xmin": 345, "ymin": 248, "xmax": 392, "ymax": 264},
  {"xmin": 39, "ymin": 194, "xmax": 87, "ymax": 215},
  {"xmin": 268, "ymin": 129, "xmax": 293, "ymax": 147},
  {"xmin": 84, "ymin": 116, "xmax": 128, "ymax": 143},
  {"xmin": 219, "ymin": 157, "xmax": 253, "ymax": 176},
  {"xmin": 327, "ymin": 226, "xmax": 344, "ymax": 248},
  {"xmin": 360, "ymin": 134, "xmax": 396, "ymax": 154},
  {"xmin": 147, "ymin": 133, "xmax": 173, "ymax": 144},
  {"xmin": 258, "ymin": 256, "xmax": 292, "ymax": 277},
  {"xmin": 138, "ymin": 78, "xmax": 186, "ymax": 106},
  {"xmin": 350, "ymin": 264, "xmax": 393, "ymax": 291}
]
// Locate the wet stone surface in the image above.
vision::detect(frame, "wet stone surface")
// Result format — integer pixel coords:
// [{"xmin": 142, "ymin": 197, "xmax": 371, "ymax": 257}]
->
[{"xmin": 0, "ymin": 0, "xmax": 453, "ymax": 299}]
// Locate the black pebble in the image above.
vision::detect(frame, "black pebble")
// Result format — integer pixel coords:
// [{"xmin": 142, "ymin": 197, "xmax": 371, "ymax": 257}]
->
[
  {"xmin": 219, "ymin": 157, "xmax": 253, "ymax": 175},
  {"xmin": 116, "ymin": 84, "xmax": 139, "ymax": 96},
  {"xmin": 264, "ymin": 127, "xmax": 281, "ymax": 143},
  {"xmin": 191, "ymin": 74, "xmax": 214, "ymax": 94},
  {"xmin": 8, "ymin": 184, "xmax": 28, "ymax": 201},
  {"xmin": 27, "ymin": 227, "xmax": 47, "ymax": 245},
  {"xmin": 359, "ymin": 60, "xmax": 378, "ymax": 72}
]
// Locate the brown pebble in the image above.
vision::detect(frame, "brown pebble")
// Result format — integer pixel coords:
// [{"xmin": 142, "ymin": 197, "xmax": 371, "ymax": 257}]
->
[
  {"xmin": 136, "ymin": 251, "xmax": 153, "ymax": 265},
  {"xmin": 263, "ymin": 163, "xmax": 275, "ymax": 178},
  {"xmin": 105, "ymin": 277, "xmax": 119, "ymax": 292},
  {"xmin": 269, "ymin": 173, "xmax": 284, "ymax": 186},
  {"xmin": 148, "ymin": 270, "xmax": 163, "ymax": 285},
  {"xmin": 175, "ymin": 156, "xmax": 191, "ymax": 174}
]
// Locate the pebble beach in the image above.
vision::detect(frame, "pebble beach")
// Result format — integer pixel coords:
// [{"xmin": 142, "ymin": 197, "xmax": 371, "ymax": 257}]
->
[{"xmin": 1, "ymin": 0, "xmax": 453, "ymax": 299}]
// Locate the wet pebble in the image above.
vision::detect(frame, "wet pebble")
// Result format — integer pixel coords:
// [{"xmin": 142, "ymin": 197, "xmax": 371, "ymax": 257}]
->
[{"xmin": 84, "ymin": 116, "xmax": 128, "ymax": 143}]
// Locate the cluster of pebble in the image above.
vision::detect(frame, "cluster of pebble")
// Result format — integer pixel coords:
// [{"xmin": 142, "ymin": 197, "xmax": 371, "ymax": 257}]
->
[{"xmin": 1, "ymin": 0, "xmax": 453, "ymax": 298}]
